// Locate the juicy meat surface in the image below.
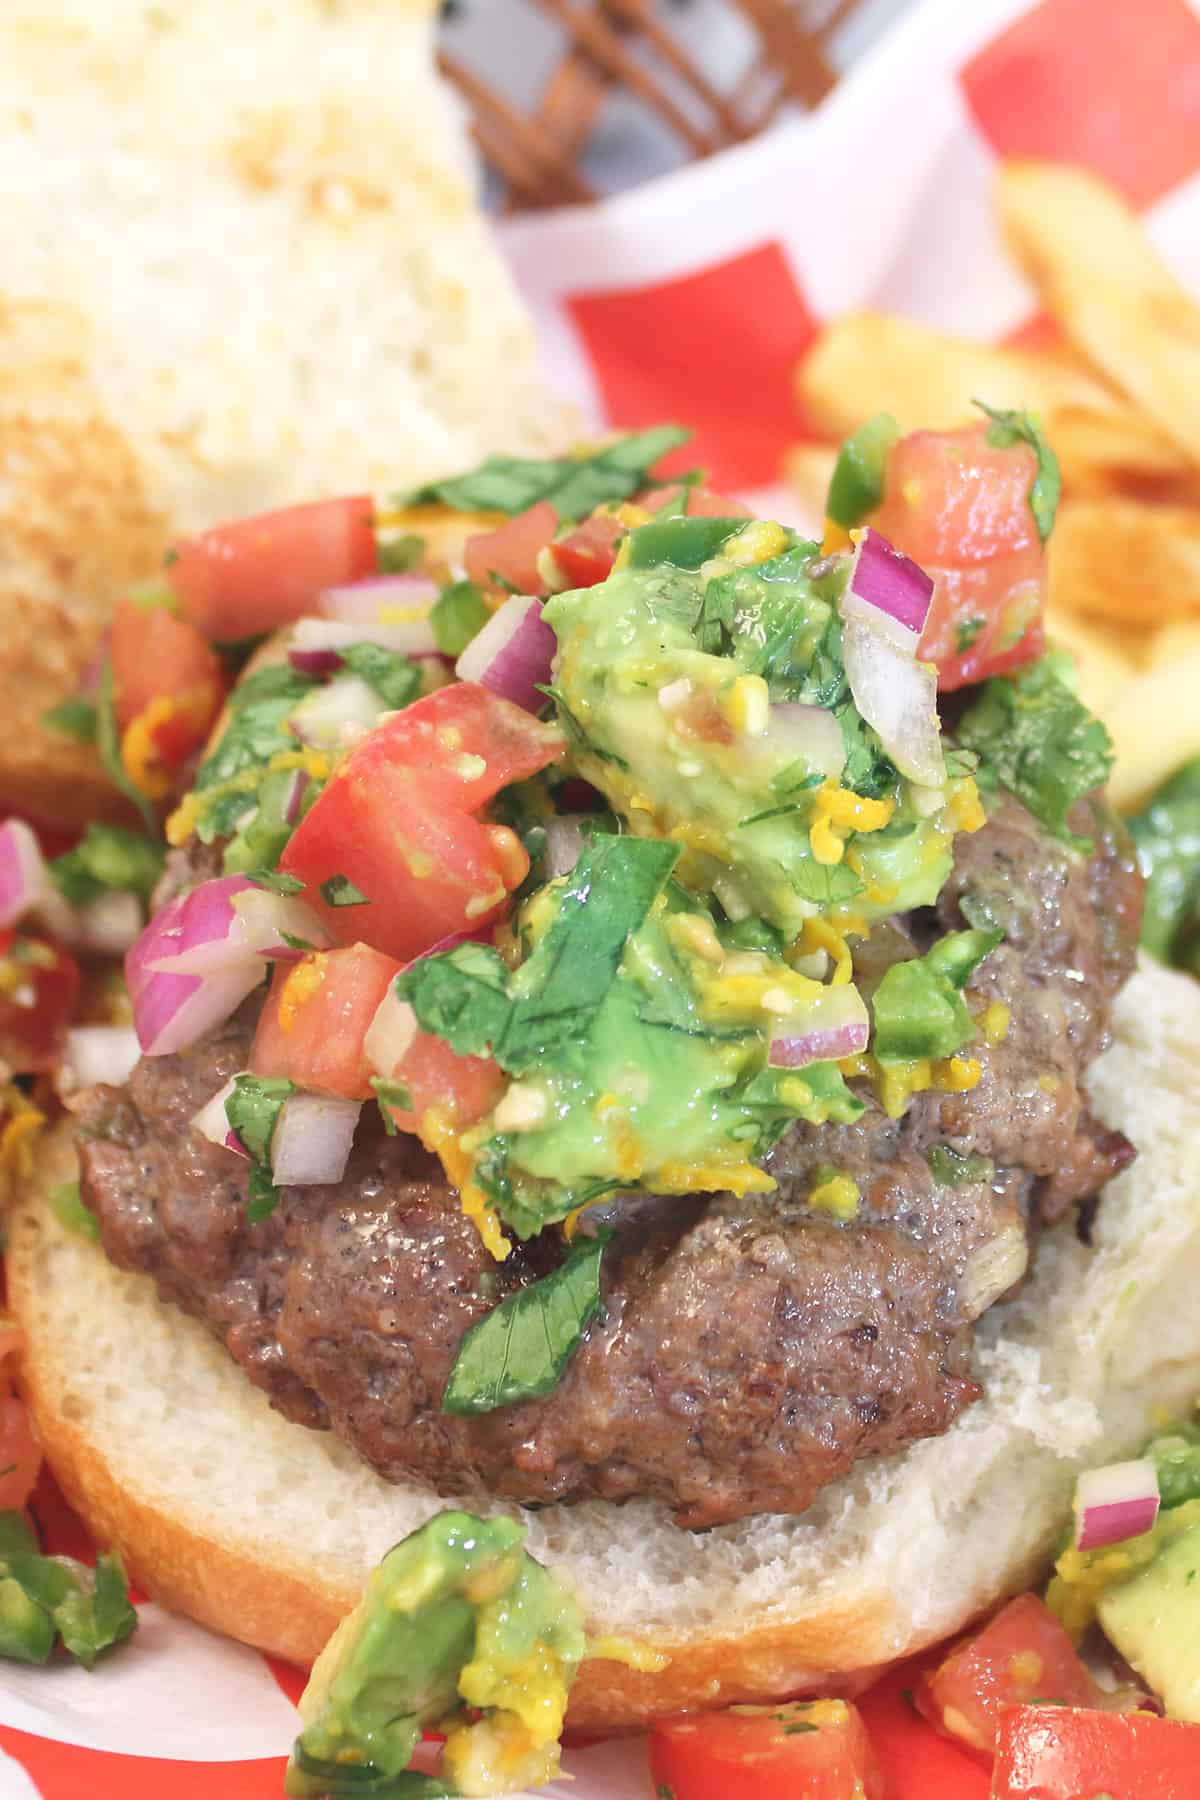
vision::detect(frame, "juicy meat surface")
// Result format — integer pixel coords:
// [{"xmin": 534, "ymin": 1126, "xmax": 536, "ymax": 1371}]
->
[{"xmin": 77, "ymin": 796, "xmax": 1141, "ymax": 1527}]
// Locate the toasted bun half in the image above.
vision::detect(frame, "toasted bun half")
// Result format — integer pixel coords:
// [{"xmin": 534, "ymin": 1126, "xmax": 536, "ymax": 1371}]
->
[
  {"xmin": 0, "ymin": 0, "xmax": 569, "ymax": 829},
  {"xmin": 8, "ymin": 960, "xmax": 1200, "ymax": 1731}
]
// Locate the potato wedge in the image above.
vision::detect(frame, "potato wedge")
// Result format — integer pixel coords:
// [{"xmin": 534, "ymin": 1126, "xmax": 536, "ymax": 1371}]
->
[
  {"xmin": 1144, "ymin": 616, "xmax": 1200, "ymax": 671},
  {"xmin": 998, "ymin": 162, "xmax": 1200, "ymax": 469},
  {"xmin": 1049, "ymin": 499, "xmax": 1200, "ymax": 628},
  {"xmin": 1050, "ymin": 404, "xmax": 1200, "ymax": 504},
  {"xmin": 1102, "ymin": 647, "xmax": 1200, "ymax": 812},
  {"xmin": 1044, "ymin": 604, "xmax": 1138, "ymax": 713},
  {"xmin": 797, "ymin": 312, "xmax": 1115, "ymax": 440}
]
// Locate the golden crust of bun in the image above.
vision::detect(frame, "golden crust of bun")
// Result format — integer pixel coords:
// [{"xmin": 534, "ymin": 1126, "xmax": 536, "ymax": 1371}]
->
[{"xmin": 9, "ymin": 962, "xmax": 1200, "ymax": 1730}]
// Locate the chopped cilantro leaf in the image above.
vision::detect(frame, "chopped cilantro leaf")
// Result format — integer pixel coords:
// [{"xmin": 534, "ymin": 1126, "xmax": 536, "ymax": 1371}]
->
[
  {"xmin": 42, "ymin": 697, "xmax": 98, "ymax": 742},
  {"xmin": 246, "ymin": 869, "xmax": 305, "ymax": 896},
  {"xmin": 431, "ymin": 581, "xmax": 490, "ymax": 658},
  {"xmin": 375, "ymin": 532, "xmax": 425, "ymax": 574},
  {"xmin": 791, "ymin": 859, "xmax": 864, "ymax": 905},
  {"xmin": 397, "ymin": 837, "xmax": 681, "ymax": 1077},
  {"xmin": 49, "ymin": 822, "xmax": 163, "ymax": 907},
  {"xmin": 371, "ymin": 1077, "xmax": 414, "ymax": 1135},
  {"xmin": 403, "ymin": 427, "xmax": 689, "ymax": 524},
  {"xmin": 338, "ymin": 643, "xmax": 420, "ymax": 711},
  {"xmin": 442, "ymin": 1231, "xmax": 610, "ymax": 1415},
  {"xmin": 47, "ymin": 1181, "xmax": 100, "ymax": 1242},
  {"xmin": 974, "ymin": 400, "xmax": 1061, "ymax": 543},
  {"xmin": 319, "ymin": 874, "xmax": 369, "ymax": 907},
  {"xmin": 195, "ymin": 664, "xmax": 314, "ymax": 795},
  {"xmin": 225, "ymin": 1075, "xmax": 294, "ymax": 1222},
  {"xmin": 955, "ymin": 615, "xmax": 986, "ymax": 654},
  {"xmin": 956, "ymin": 657, "xmax": 1113, "ymax": 848}
]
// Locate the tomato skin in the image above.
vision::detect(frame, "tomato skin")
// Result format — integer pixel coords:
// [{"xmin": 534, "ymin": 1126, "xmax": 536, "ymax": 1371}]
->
[
  {"xmin": 111, "ymin": 599, "xmax": 226, "ymax": 769},
  {"xmin": 464, "ymin": 501, "xmax": 557, "ymax": 596},
  {"xmin": 170, "ymin": 495, "xmax": 376, "ymax": 640},
  {"xmin": 992, "ymin": 1704, "xmax": 1200, "ymax": 1800},
  {"xmin": 0, "ymin": 930, "xmax": 81, "ymax": 1074},
  {"xmin": 383, "ymin": 1030, "xmax": 505, "ymax": 1135},
  {"xmin": 278, "ymin": 684, "xmax": 563, "ymax": 963},
  {"xmin": 552, "ymin": 513, "xmax": 625, "ymax": 588},
  {"xmin": 873, "ymin": 426, "xmax": 1047, "ymax": 691},
  {"xmin": 250, "ymin": 944, "xmax": 401, "ymax": 1100},
  {"xmin": 639, "ymin": 482, "xmax": 753, "ymax": 519},
  {"xmin": 649, "ymin": 1699, "xmax": 885, "ymax": 1800},
  {"xmin": 918, "ymin": 1595, "xmax": 1099, "ymax": 1755}
]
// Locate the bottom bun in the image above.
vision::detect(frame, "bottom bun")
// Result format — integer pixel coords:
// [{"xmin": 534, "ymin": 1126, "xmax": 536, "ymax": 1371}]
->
[{"xmin": 8, "ymin": 960, "xmax": 1200, "ymax": 1733}]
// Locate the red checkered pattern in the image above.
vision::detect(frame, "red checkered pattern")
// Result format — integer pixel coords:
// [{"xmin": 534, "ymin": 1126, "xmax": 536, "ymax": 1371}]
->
[{"xmin": 8, "ymin": 0, "xmax": 1200, "ymax": 1793}]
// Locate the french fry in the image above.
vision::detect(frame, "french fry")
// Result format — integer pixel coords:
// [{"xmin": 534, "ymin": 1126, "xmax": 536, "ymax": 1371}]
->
[
  {"xmin": 797, "ymin": 312, "xmax": 1115, "ymax": 441},
  {"xmin": 1049, "ymin": 499, "xmax": 1200, "ymax": 627},
  {"xmin": 1050, "ymin": 405, "xmax": 1200, "ymax": 503},
  {"xmin": 1102, "ymin": 647, "xmax": 1200, "ymax": 812},
  {"xmin": 1044, "ymin": 603, "xmax": 1138, "ymax": 713},
  {"xmin": 998, "ymin": 162, "xmax": 1200, "ymax": 469},
  {"xmin": 1144, "ymin": 617, "xmax": 1200, "ymax": 671}
]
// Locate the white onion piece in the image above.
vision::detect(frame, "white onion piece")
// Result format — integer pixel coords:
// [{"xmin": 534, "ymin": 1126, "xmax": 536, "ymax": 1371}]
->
[
  {"xmin": 0, "ymin": 820, "xmax": 47, "ymax": 928},
  {"xmin": 1074, "ymin": 1459, "xmax": 1161, "ymax": 1551},
  {"xmin": 544, "ymin": 816, "xmax": 587, "ymax": 880},
  {"xmin": 74, "ymin": 890, "xmax": 144, "ymax": 956},
  {"xmin": 319, "ymin": 574, "xmax": 438, "ymax": 625},
  {"xmin": 291, "ymin": 615, "xmax": 437, "ymax": 659},
  {"xmin": 271, "ymin": 1093, "xmax": 361, "ymax": 1186},
  {"xmin": 190, "ymin": 1076, "xmax": 250, "ymax": 1158},
  {"xmin": 758, "ymin": 703, "xmax": 845, "ymax": 785},
  {"xmin": 58, "ymin": 1026, "xmax": 141, "ymax": 1094},
  {"xmin": 842, "ymin": 617, "xmax": 945, "ymax": 789},
  {"xmin": 288, "ymin": 674, "xmax": 384, "ymax": 749},
  {"xmin": 842, "ymin": 526, "xmax": 934, "ymax": 651},
  {"xmin": 456, "ymin": 595, "xmax": 557, "ymax": 714},
  {"xmin": 767, "ymin": 984, "xmax": 869, "ymax": 1069},
  {"xmin": 364, "ymin": 986, "xmax": 418, "ymax": 1076}
]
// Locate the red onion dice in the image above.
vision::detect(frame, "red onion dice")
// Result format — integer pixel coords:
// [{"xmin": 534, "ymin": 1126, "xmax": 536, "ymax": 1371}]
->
[
  {"xmin": 455, "ymin": 595, "xmax": 557, "ymax": 715},
  {"xmin": 767, "ymin": 983, "xmax": 869, "ymax": 1069},
  {"xmin": 128, "ymin": 876, "xmax": 329, "ymax": 1055},
  {"xmin": 840, "ymin": 528, "xmax": 944, "ymax": 789},
  {"xmin": 843, "ymin": 526, "xmax": 934, "ymax": 649},
  {"xmin": 1074, "ymin": 1458, "xmax": 1161, "ymax": 1551}
]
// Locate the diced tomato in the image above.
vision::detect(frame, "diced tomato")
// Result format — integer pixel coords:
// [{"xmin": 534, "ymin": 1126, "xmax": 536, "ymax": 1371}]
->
[
  {"xmin": 0, "ymin": 930, "xmax": 80, "ymax": 1074},
  {"xmin": 551, "ymin": 513, "xmax": 625, "ymax": 588},
  {"xmin": 382, "ymin": 1030, "xmax": 505, "ymax": 1135},
  {"xmin": 170, "ymin": 495, "xmax": 376, "ymax": 641},
  {"xmin": 639, "ymin": 482, "xmax": 754, "ymax": 518},
  {"xmin": 279, "ymin": 684, "xmax": 563, "ymax": 963},
  {"xmin": 918, "ymin": 1595, "xmax": 1099, "ymax": 1755},
  {"xmin": 649, "ymin": 1699, "xmax": 885, "ymax": 1800},
  {"xmin": 464, "ymin": 500, "xmax": 557, "ymax": 596},
  {"xmin": 872, "ymin": 425, "xmax": 1047, "ymax": 691},
  {"xmin": 111, "ymin": 598, "xmax": 226, "ymax": 774},
  {"xmin": 0, "ymin": 1322, "xmax": 40, "ymax": 1512},
  {"xmin": 992, "ymin": 1704, "xmax": 1200, "ymax": 1799},
  {"xmin": 250, "ymin": 944, "xmax": 401, "ymax": 1100}
]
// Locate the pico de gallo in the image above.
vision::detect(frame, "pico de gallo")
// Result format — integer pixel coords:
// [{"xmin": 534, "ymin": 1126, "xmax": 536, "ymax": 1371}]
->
[{"xmin": 5, "ymin": 417, "xmax": 1198, "ymax": 1798}]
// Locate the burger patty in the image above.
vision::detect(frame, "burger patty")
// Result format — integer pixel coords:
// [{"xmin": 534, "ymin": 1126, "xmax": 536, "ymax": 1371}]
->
[{"xmin": 76, "ymin": 796, "xmax": 1141, "ymax": 1528}]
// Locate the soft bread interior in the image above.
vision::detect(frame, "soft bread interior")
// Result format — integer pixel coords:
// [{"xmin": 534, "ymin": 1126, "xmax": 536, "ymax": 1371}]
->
[{"xmin": 9, "ymin": 960, "xmax": 1200, "ymax": 1726}]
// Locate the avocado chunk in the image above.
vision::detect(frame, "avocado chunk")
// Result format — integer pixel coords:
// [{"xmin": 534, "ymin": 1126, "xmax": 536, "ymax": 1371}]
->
[
  {"xmin": 1099, "ymin": 1519, "xmax": 1200, "ymax": 1722},
  {"xmin": 286, "ymin": 1510, "xmax": 586, "ymax": 1798}
]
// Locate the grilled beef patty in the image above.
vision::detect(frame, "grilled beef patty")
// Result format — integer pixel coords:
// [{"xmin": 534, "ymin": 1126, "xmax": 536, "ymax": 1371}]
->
[{"xmin": 76, "ymin": 796, "xmax": 1141, "ymax": 1527}]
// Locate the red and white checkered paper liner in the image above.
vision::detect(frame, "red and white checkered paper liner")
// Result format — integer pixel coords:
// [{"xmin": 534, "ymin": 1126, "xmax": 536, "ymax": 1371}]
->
[{"xmin": 6, "ymin": 0, "xmax": 1200, "ymax": 1793}]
